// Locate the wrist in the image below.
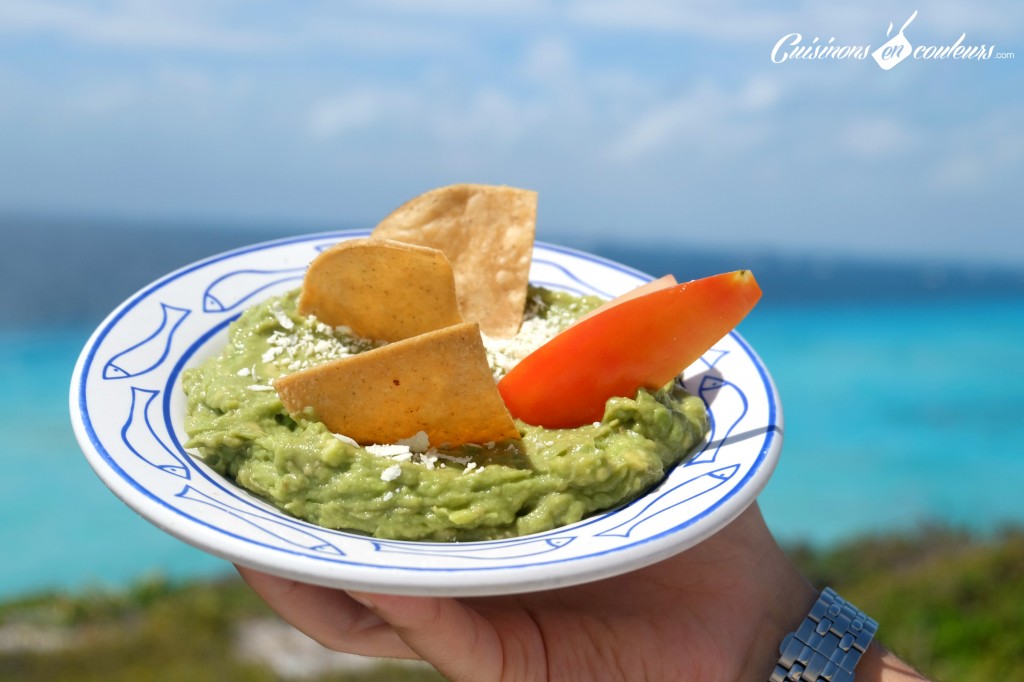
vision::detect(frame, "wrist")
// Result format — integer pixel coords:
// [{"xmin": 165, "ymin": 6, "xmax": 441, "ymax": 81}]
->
[
  {"xmin": 743, "ymin": 575, "xmax": 818, "ymax": 680},
  {"xmin": 720, "ymin": 502, "xmax": 820, "ymax": 681},
  {"xmin": 731, "ymin": 527, "xmax": 818, "ymax": 679},
  {"xmin": 854, "ymin": 642, "xmax": 930, "ymax": 682}
]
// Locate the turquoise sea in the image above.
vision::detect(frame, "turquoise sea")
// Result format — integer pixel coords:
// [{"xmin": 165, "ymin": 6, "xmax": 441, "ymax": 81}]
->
[
  {"xmin": 746, "ymin": 299, "xmax": 1024, "ymax": 542},
  {"xmin": 2, "ymin": 220, "xmax": 1023, "ymax": 599}
]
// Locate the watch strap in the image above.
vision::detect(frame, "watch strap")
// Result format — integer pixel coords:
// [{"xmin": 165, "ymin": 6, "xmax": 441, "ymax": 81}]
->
[{"xmin": 769, "ymin": 587, "xmax": 878, "ymax": 682}]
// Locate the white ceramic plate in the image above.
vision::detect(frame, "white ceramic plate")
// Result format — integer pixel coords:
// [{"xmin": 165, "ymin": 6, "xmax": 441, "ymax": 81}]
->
[{"xmin": 70, "ymin": 230, "xmax": 782, "ymax": 596}]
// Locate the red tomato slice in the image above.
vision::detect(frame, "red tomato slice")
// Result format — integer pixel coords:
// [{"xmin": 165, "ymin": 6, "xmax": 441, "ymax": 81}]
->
[
  {"xmin": 497, "ymin": 270, "xmax": 762, "ymax": 428},
  {"xmin": 571, "ymin": 273, "xmax": 677, "ymax": 326}
]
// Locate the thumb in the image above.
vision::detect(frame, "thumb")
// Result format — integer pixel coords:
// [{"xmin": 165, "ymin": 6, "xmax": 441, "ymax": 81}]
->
[{"xmin": 348, "ymin": 592, "xmax": 504, "ymax": 682}]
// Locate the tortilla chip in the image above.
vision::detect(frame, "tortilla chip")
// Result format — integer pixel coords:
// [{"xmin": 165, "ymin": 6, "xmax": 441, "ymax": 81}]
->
[
  {"xmin": 275, "ymin": 322, "xmax": 520, "ymax": 447},
  {"xmin": 372, "ymin": 184, "xmax": 537, "ymax": 339},
  {"xmin": 297, "ymin": 238, "xmax": 463, "ymax": 342}
]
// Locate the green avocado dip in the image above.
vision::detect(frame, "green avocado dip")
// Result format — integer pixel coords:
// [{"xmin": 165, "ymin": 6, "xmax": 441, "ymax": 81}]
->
[{"xmin": 181, "ymin": 286, "xmax": 709, "ymax": 542}]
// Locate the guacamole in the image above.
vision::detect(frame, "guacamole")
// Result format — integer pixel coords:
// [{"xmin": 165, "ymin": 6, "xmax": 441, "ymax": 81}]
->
[{"xmin": 181, "ymin": 287, "xmax": 709, "ymax": 541}]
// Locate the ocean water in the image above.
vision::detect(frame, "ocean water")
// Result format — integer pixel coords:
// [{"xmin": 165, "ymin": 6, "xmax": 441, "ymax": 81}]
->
[
  {"xmin": 1, "ymin": 328, "xmax": 230, "ymax": 598},
  {"xmin": 2, "ymin": 220, "xmax": 1023, "ymax": 599},
  {"xmin": 745, "ymin": 299, "xmax": 1024, "ymax": 544},
  {"xmin": 3, "ymin": 297, "xmax": 1022, "ymax": 599}
]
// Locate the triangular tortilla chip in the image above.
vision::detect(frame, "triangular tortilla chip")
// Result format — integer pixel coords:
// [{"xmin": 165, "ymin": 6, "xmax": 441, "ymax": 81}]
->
[
  {"xmin": 297, "ymin": 238, "xmax": 463, "ymax": 342},
  {"xmin": 275, "ymin": 322, "xmax": 520, "ymax": 447},
  {"xmin": 372, "ymin": 184, "xmax": 537, "ymax": 339}
]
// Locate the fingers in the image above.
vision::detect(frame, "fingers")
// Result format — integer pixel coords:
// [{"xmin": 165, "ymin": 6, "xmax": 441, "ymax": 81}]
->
[
  {"xmin": 234, "ymin": 565, "xmax": 418, "ymax": 659},
  {"xmin": 347, "ymin": 592, "xmax": 506, "ymax": 682}
]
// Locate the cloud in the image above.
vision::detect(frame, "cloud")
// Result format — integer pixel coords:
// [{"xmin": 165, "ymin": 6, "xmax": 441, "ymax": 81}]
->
[
  {"xmin": 306, "ymin": 37, "xmax": 579, "ymax": 146},
  {"xmin": 566, "ymin": 0, "xmax": 790, "ymax": 43},
  {"xmin": 70, "ymin": 80, "xmax": 140, "ymax": 115},
  {"xmin": 358, "ymin": 0, "xmax": 548, "ymax": 19},
  {"xmin": 912, "ymin": 0, "xmax": 1024, "ymax": 39},
  {"xmin": 929, "ymin": 109, "xmax": 1024, "ymax": 191},
  {"xmin": 0, "ymin": 0, "xmax": 455, "ymax": 54},
  {"xmin": 0, "ymin": 0, "xmax": 281, "ymax": 51},
  {"xmin": 61, "ymin": 64, "xmax": 235, "ymax": 123},
  {"xmin": 520, "ymin": 37, "xmax": 577, "ymax": 88},
  {"xmin": 307, "ymin": 82, "xmax": 548, "ymax": 151},
  {"xmin": 566, "ymin": 0, "xmax": 1024, "ymax": 47},
  {"xmin": 837, "ymin": 117, "xmax": 920, "ymax": 160},
  {"xmin": 605, "ymin": 76, "xmax": 782, "ymax": 162},
  {"xmin": 307, "ymin": 90, "xmax": 411, "ymax": 139}
]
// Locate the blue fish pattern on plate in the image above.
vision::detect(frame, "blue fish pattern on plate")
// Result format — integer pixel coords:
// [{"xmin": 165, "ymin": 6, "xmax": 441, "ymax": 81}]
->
[
  {"xmin": 103, "ymin": 303, "xmax": 190, "ymax": 380},
  {"xmin": 122, "ymin": 386, "xmax": 190, "ymax": 479},
  {"xmin": 202, "ymin": 268, "xmax": 306, "ymax": 313}
]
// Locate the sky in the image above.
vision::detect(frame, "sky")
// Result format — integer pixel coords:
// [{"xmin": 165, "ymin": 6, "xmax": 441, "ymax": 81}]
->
[{"xmin": 1, "ymin": 0, "xmax": 1021, "ymax": 264}]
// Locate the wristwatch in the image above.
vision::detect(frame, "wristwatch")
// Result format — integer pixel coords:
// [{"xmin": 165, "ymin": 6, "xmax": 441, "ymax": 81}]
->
[{"xmin": 769, "ymin": 587, "xmax": 878, "ymax": 682}]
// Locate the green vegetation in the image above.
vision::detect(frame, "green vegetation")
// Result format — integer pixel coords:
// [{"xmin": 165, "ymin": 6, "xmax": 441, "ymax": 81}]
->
[
  {"xmin": 2, "ymin": 525, "xmax": 1021, "ymax": 681},
  {"xmin": 0, "ymin": 577, "xmax": 444, "ymax": 682}
]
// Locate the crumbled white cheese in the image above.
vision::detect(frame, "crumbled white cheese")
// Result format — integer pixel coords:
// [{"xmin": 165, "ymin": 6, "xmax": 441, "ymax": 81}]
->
[
  {"xmin": 332, "ymin": 433, "xmax": 359, "ymax": 447},
  {"xmin": 438, "ymin": 453, "xmax": 472, "ymax": 466},
  {"xmin": 263, "ymin": 317, "xmax": 358, "ymax": 373},
  {"xmin": 246, "ymin": 384, "xmax": 275, "ymax": 392},
  {"xmin": 419, "ymin": 451, "xmax": 438, "ymax": 470},
  {"xmin": 380, "ymin": 464, "xmax": 402, "ymax": 482},
  {"xmin": 481, "ymin": 302, "xmax": 577, "ymax": 379},
  {"xmin": 272, "ymin": 302, "xmax": 295, "ymax": 330},
  {"xmin": 352, "ymin": 437, "xmax": 484, "ymax": 475},
  {"xmin": 367, "ymin": 444, "xmax": 412, "ymax": 458}
]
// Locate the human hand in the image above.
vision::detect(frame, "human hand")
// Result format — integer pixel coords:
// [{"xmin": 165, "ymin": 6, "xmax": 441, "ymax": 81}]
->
[{"xmin": 237, "ymin": 502, "xmax": 832, "ymax": 681}]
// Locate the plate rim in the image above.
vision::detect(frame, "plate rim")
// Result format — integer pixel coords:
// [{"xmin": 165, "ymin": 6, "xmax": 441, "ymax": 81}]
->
[{"xmin": 69, "ymin": 230, "xmax": 783, "ymax": 596}]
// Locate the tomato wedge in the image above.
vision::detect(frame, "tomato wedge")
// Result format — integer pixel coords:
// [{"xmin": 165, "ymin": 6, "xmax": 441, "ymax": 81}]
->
[
  {"xmin": 497, "ymin": 270, "xmax": 762, "ymax": 428},
  {"xmin": 570, "ymin": 273, "xmax": 677, "ymax": 326}
]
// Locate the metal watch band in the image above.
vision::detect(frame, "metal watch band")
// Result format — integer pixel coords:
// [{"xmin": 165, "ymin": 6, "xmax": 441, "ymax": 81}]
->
[{"xmin": 769, "ymin": 587, "xmax": 878, "ymax": 682}]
